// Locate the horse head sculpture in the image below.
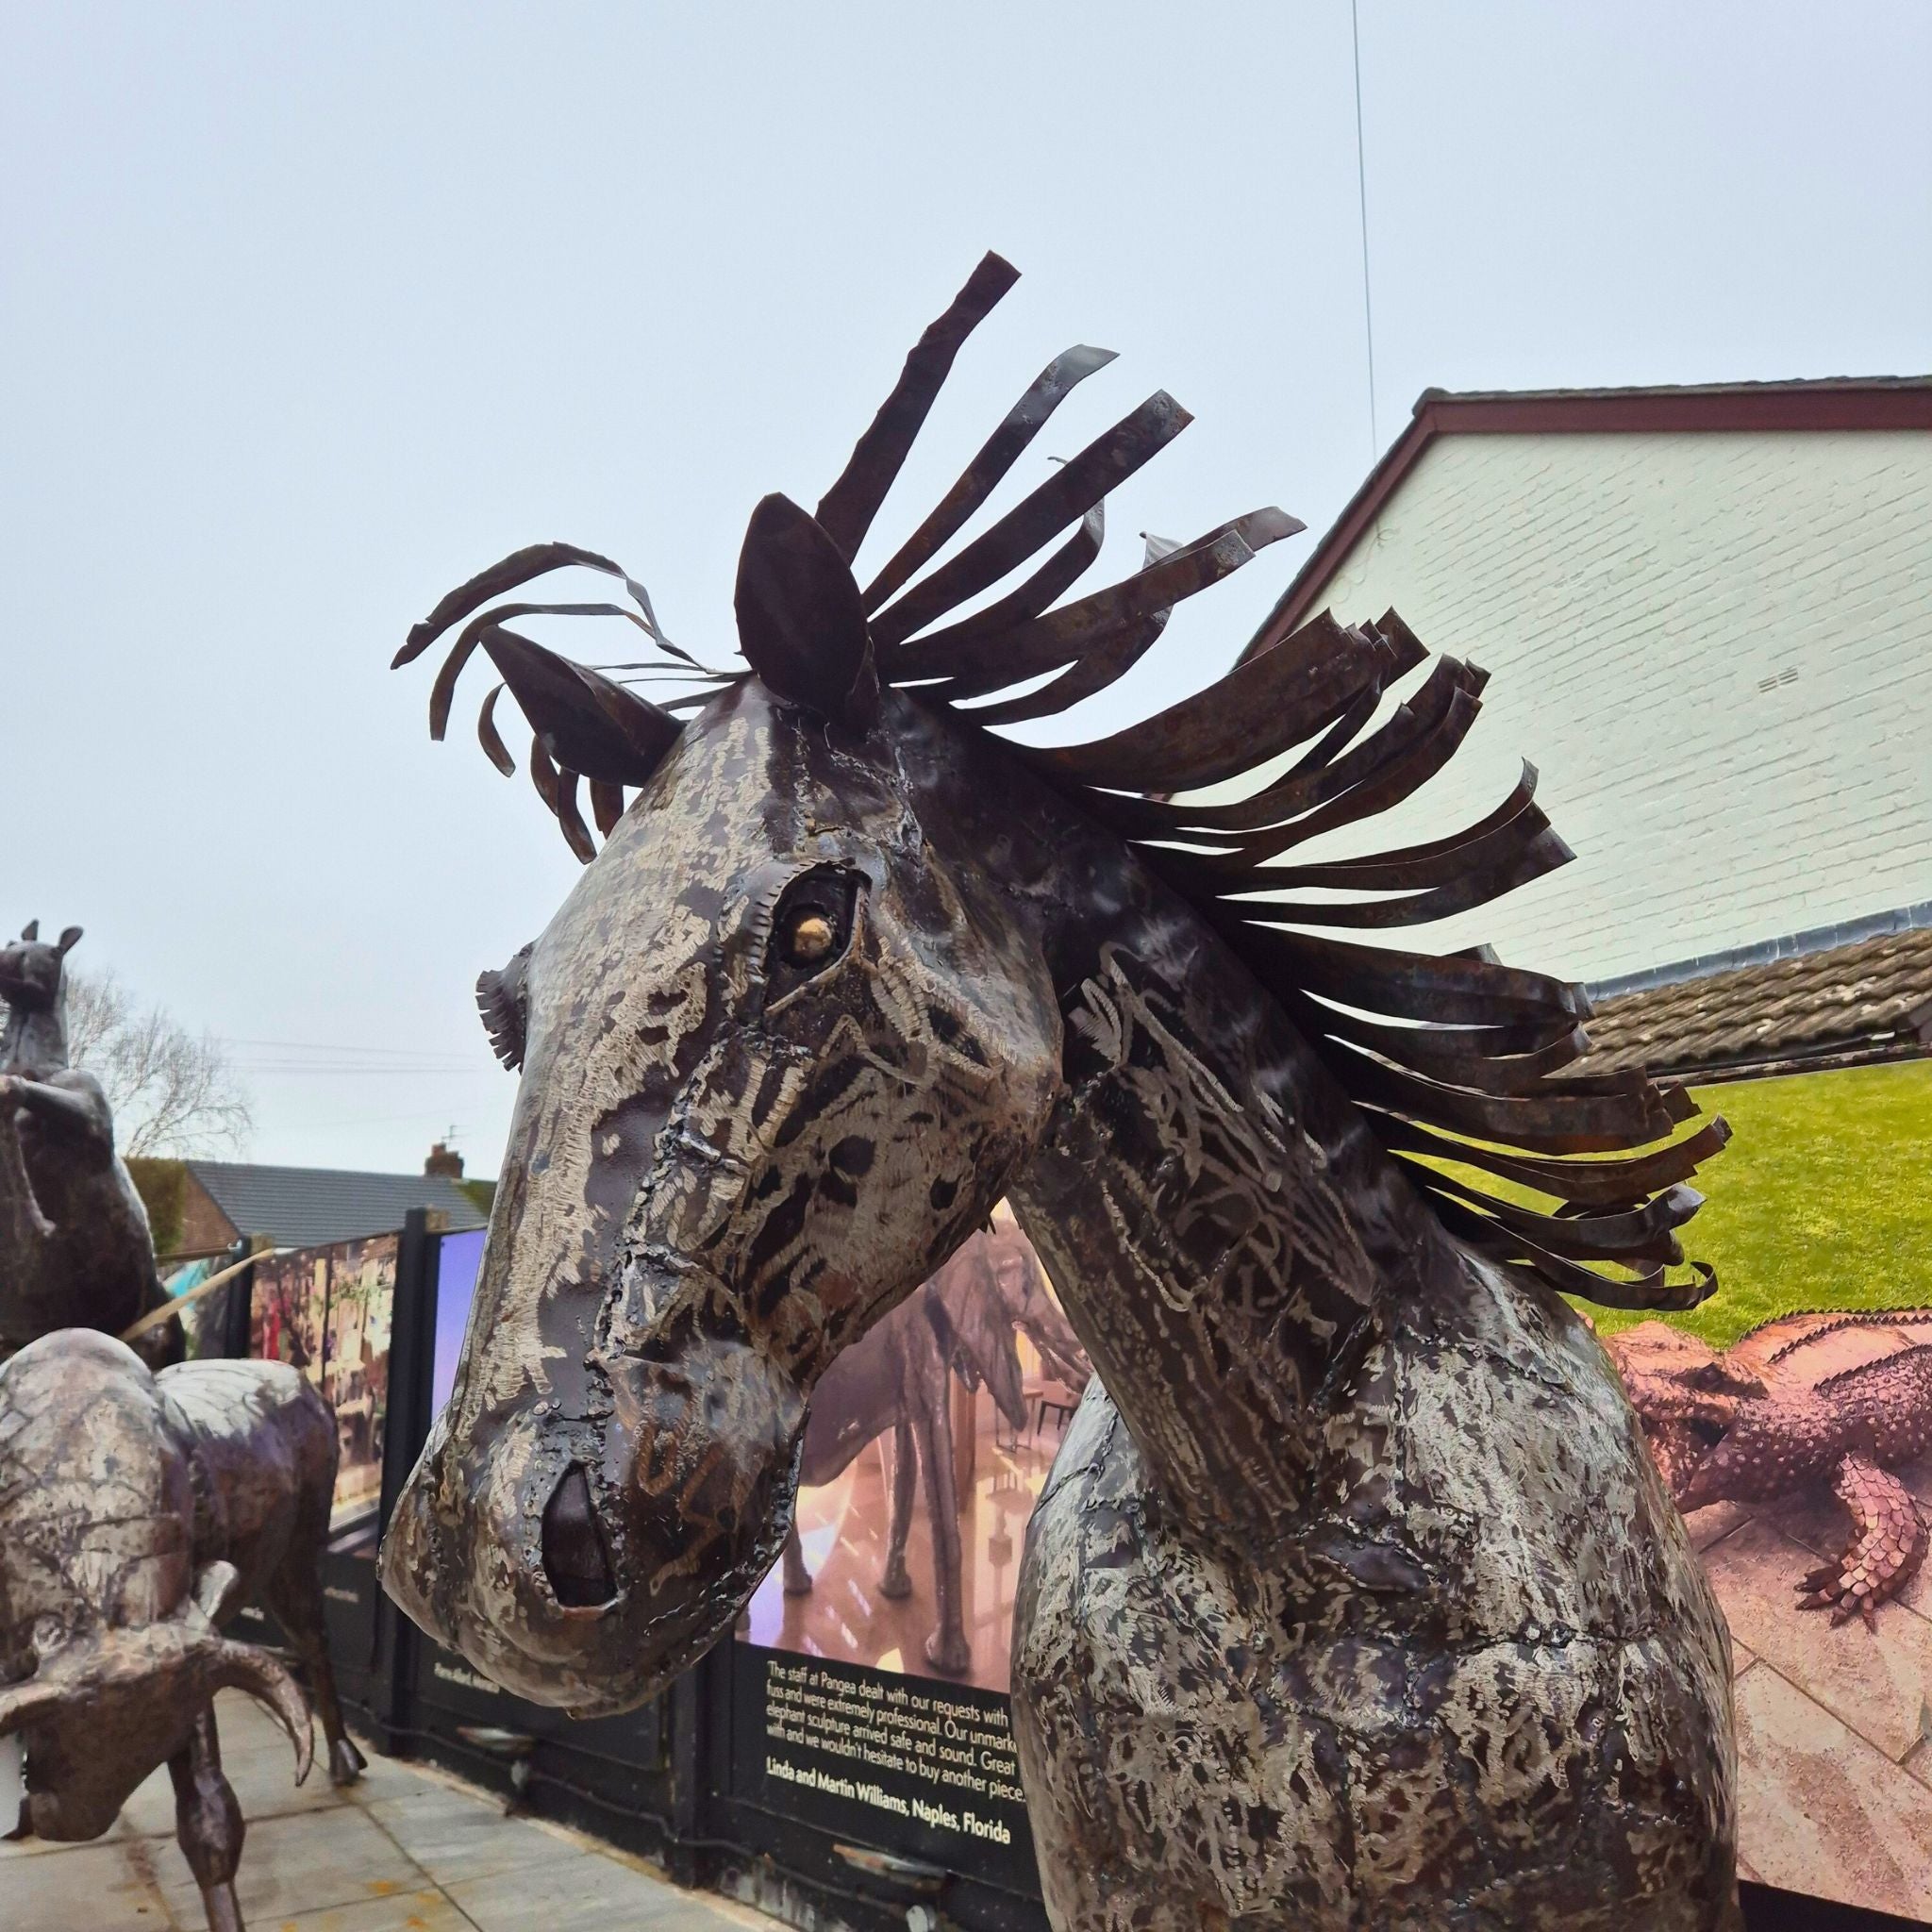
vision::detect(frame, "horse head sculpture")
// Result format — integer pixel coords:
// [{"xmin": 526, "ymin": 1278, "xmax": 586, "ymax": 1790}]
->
[{"xmin": 384, "ymin": 257, "xmax": 1740, "ymax": 1924}]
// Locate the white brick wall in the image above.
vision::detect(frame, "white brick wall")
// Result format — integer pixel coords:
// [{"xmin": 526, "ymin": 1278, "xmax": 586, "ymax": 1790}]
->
[{"xmin": 1244, "ymin": 429, "xmax": 1932, "ymax": 984}]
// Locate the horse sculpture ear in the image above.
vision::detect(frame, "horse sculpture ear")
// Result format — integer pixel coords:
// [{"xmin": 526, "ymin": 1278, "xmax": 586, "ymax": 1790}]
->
[
  {"xmin": 734, "ymin": 493, "xmax": 879, "ymax": 729},
  {"xmin": 20, "ymin": 922, "xmax": 37, "ymax": 942},
  {"xmin": 479, "ymin": 631, "xmax": 682, "ymax": 788},
  {"xmin": 57, "ymin": 927, "xmax": 81, "ymax": 955}
]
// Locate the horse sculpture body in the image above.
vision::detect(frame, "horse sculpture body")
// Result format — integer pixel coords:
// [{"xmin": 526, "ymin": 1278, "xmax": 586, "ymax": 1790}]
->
[
  {"xmin": 779, "ymin": 1223, "xmax": 1088, "ymax": 1674},
  {"xmin": 0, "ymin": 923, "xmax": 177, "ymax": 1365},
  {"xmin": 382, "ymin": 257, "xmax": 1740, "ymax": 1928}
]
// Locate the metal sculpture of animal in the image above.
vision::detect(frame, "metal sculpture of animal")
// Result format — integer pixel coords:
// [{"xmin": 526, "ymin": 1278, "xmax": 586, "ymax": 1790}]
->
[
  {"xmin": 1608, "ymin": 1309, "xmax": 1932, "ymax": 1627},
  {"xmin": 0, "ymin": 923, "xmax": 179, "ymax": 1367},
  {"xmin": 777, "ymin": 1225, "xmax": 1089, "ymax": 1674},
  {"xmin": 382, "ymin": 257, "xmax": 1740, "ymax": 1929},
  {"xmin": 0, "ymin": 1330, "xmax": 368, "ymax": 1932}
]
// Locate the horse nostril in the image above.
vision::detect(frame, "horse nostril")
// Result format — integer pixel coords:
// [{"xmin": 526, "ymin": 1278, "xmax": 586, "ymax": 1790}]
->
[{"xmin": 541, "ymin": 1465, "xmax": 617, "ymax": 1608}]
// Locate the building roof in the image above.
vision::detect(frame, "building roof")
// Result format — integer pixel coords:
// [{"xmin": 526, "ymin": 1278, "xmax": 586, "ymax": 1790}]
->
[
  {"xmin": 1581, "ymin": 924, "xmax": 1932, "ymax": 1083},
  {"xmin": 185, "ymin": 1159, "xmax": 489, "ymax": 1250},
  {"xmin": 1243, "ymin": 376, "xmax": 1932, "ymax": 657}
]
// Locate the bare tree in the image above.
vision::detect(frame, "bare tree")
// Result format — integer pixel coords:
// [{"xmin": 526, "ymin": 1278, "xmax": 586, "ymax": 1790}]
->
[{"xmin": 64, "ymin": 970, "xmax": 253, "ymax": 1158}]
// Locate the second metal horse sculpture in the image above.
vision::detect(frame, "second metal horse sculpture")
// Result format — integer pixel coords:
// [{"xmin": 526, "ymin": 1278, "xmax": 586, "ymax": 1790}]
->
[
  {"xmin": 383, "ymin": 257, "xmax": 1740, "ymax": 1928},
  {"xmin": 0, "ymin": 923, "xmax": 178, "ymax": 1365}
]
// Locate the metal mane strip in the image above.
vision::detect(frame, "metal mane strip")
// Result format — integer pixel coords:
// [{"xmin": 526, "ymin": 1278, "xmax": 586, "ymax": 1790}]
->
[
  {"xmin": 872, "ymin": 392, "xmax": 1192, "ymax": 651},
  {"xmin": 861, "ymin": 344, "xmax": 1118, "ymax": 611},
  {"xmin": 815, "ymin": 252, "xmax": 1022, "ymax": 566},
  {"xmin": 1032, "ymin": 612, "xmax": 1380, "ymax": 791},
  {"xmin": 1371, "ymin": 1110, "xmax": 1731, "ymax": 1207}
]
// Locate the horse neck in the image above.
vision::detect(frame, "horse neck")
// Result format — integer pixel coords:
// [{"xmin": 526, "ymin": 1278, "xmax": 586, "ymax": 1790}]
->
[
  {"xmin": 0, "ymin": 991, "xmax": 68, "ymax": 1076},
  {"xmin": 1003, "ymin": 818, "xmax": 1459, "ymax": 1543}
]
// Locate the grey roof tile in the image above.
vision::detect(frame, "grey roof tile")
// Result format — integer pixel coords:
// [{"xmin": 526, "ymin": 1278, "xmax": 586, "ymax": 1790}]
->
[{"xmin": 184, "ymin": 1160, "xmax": 488, "ymax": 1249}]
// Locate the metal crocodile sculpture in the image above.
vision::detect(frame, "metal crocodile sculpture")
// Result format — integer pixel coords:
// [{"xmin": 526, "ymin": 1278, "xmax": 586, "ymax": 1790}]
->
[
  {"xmin": 1607, "ymin": 1309, "xmax": 1932, "ymax": 1628},
  {"xmin": 0, "ymin": 922, "xmax": 179, "ymax": 1366}
]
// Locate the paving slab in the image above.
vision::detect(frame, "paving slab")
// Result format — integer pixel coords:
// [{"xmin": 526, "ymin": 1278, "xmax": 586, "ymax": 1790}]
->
[
  {"xmin": 1733, "ymin": 1663, "xmax": 1932, "ymax": 1922},
  {"xmin": 269, "ymin": 1889, "xmax": 475, "ymax": 1931},
  {"xmin": 364, "ymin": 1783, "xmax": 567, "ymax": 1889},
  {"xmin": 446, "ymin": 1845, "xmax": 700, "ymax": 1932},
  {"xmin": 0, "ymin": 1837, "xmax": 171, "ymax": 1929},
  {"xmin": 153, "ymin": 1805, "xmax": 425, "ymax": 1925},
  {"xmin": 1702, "ymin": 1513, "xmax": 1932, "ymax": 1760}
]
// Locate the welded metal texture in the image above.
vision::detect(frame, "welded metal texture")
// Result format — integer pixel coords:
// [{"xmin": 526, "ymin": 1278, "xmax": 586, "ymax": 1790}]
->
[
  {"xmin": 386, "ymin": 257, "xmax": 1740, "ymax": 1928},
  {"xmin": 0, "ymin": 923, "xmax": 179, "ymax": 1367},
  {"xmin": 774, "ymin": 1225, "xmax": 1088, "ymax": 1675},
  {"xmin": 1608, "ymin": 1310, "xmax": 1932, "ymax": 1625},
  {"xmin": 0, "ymin": 1330, "xmax": 369, "ymax": 1929}
]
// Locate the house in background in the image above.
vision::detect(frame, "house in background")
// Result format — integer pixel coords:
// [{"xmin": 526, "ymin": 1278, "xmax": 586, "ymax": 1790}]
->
[
  {"xmin": 174, "ymin": 1150, "xmax": 489, "ymax": 1256},
  {"xmin": 1240, "ymin": 377, "xmax": 1932, "ymax": 1015}
]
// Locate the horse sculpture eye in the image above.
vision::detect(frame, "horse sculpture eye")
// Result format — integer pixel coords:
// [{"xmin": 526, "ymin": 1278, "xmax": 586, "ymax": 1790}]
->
[
  {"xmin": 784, "ymin": 912, "xmax": 837, "ymax": 965},
  {"xmin": 767, "ymin": 870, "xmax": 860, "ymax": 990}
]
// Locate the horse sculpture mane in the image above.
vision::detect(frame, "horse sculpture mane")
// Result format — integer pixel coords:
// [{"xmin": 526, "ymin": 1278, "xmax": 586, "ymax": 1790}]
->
[{"xmin": 394, "ymin": 250, "xmax": 1724, "ymax": 1315}]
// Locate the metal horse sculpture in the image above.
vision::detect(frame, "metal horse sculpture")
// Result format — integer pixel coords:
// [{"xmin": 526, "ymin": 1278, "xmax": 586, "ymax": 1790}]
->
[
  {"xmin": 383, "ymin": 257, "xmax": 1740, "ymax": 1929},
  {"xmin": 0, "ymin": 1329, "xmax": 367, "ymax": 1932},
  {"xmin": 777, "ymin": 1224, "xmax": 1089, "ymax": 1674},
  {"xmin": 0, "ymin": 922, "xmax": 178, "ymax": 1365}
]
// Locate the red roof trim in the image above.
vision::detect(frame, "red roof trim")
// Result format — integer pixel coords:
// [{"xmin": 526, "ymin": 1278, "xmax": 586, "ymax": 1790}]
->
[{"xmin": 1241, "ymin": 379, "xmax": 1932, "ymax": 661}]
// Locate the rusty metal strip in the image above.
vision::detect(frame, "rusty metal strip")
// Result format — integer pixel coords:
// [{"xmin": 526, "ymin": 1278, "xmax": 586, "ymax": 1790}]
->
[
  {"xmin": 1238, "ymin": 926, "xmax": 1587, "ymax": 1026},
  {"xmin": 860, "ymin": 344, "xmax": 1118, "ymax": 611},
  {"xmin": 1057, "ymin": 634, "xmax": 1471, "ymax": 837},
  {"xmin": 527, "ymin": 734, "xmax": 561, "ymax": 815},
  {"xmin": 1369, "ymin": 1109, "xmax": 1731, "ymax": 1207},
  {"xmin": 815, "ymin": 253, "xmax": 1021, "ymax": 566},
  {"xmin": 397, "ymin": 543, "xmax": 692, "ymax": 670},
  {"xmin": 1213, "ymin": 826, "xmax": 1572, "ymax": 928},
  {"xmin": 427, "ymin": 601, "xmax": 663, "ymax": 740},
  {"xmin": 476, "ymin": 684, "xmax": 515, "ymax": 775},
  {"xmin": 1279, "ymin": 991, "xmax": 1591, "ymax": 1093},
  {"xmin": 955, "ymin": 608, "xmax": 1171, "ymax": 726},
  {"xmin": 1428, "ymin": 1193, "xmax": 1717, "ymax": 1311},
  {"xmin": 1226, "ymin": 686, "xmax": 1490, "ymax": 857},
  {"xmin": 1031, "ymin": 612, "xmax": 1383, "ymax": 792},
  {"xmin": 872, "ymin": 391, "xmax": 1192, "ymax": 651},
  {"xmin": 1420, "ymin": 1166, "xmax": 1702, "ymax": 1264},
  {"xmin": 590, "ymin": 779, "xmax": 625, "ymax": 838},
  {"xmin": 1190, "ymin": 758, "xmax": 1540, "ymax": 884},
  {"xmin": 1100, "ymin": 672, "xmax": 1466, "ymax": 846},
  {"xmin": 897, "ymin": 508, "xmax": 1303, "ymax": 687},
  {"xmin": 553, "ymin": 769, "xmax": 597, "ymax": 864},
  {"xmin": 892, "ymin": 504, "xmax": 1108, "ymax": 671},
  {"xmin": 1334, "ymin": 1044, "xmax": 1678, "ymax": 1153}
]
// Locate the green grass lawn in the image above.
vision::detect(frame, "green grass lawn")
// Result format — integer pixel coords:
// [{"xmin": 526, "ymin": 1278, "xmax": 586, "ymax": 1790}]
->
[{"xmin": 1585, "ymin": 1058, "xmax": 1932, "ymax": 1347}]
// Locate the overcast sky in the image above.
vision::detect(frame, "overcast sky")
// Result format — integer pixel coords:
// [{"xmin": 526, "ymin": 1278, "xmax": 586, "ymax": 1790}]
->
[{"xmin": 5, "ymin": 3, "xmax": 1928, "ymax": 1179}]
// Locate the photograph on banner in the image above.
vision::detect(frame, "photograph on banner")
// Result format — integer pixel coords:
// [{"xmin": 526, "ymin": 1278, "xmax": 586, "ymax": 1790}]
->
[
  {"xmin": 249, "ymin": 1234, "xmax": 397, "ymax": 1557},
  {"xmin": 318, "ymin": 1235, "xmax": 396, "ymax": 1547},
  {"xmin": 737, "ymin": 1205, "xmax": 1088, "ymax": 1696}
]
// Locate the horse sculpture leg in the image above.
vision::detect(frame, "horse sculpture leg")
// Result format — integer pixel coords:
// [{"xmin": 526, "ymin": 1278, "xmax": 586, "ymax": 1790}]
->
[
  {"xmin": 261, "ymin": 1525, "xmax": 364, "ymax": 1786},
  {"xmin": 168, "ymin": 1703, "xmax": 246, "ymax": 1932},
  {"xmin": 879, "ymin": 1415, "xmax": 917, "ymax": 1600}
]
